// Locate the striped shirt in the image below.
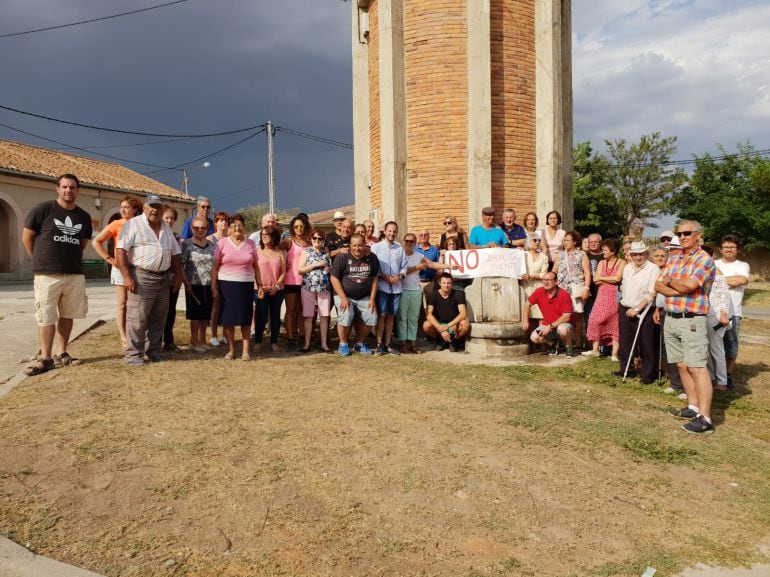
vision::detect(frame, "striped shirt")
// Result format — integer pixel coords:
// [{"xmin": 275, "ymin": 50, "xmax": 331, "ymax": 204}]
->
[
  {"xmin": 117, "ymin": 214, "xmax": 180, "ymax": 272},
  {"xmin": 659, "ymin": 247, "xmax": 714, "ymax": 315}
]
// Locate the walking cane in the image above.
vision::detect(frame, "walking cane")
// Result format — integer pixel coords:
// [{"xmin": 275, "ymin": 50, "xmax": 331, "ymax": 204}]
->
[{"xmin": 623, "ymin": 302, "xmax": 652, "ymax": 381}]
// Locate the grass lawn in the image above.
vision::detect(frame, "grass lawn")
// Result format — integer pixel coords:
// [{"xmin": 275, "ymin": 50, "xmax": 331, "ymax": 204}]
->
[{"xmin": 0, "ymin": 319, "xmax": 769, "ymax": 577}]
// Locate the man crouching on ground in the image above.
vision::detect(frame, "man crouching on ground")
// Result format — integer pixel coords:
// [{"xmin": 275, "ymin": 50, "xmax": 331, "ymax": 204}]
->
[
  {"xmin": 423, "ymin": 273, "xmax": 471, "ymax": 352},
  {"xmin": 522, "ymin": 271, "xmax": 575, "ymax": 356}
]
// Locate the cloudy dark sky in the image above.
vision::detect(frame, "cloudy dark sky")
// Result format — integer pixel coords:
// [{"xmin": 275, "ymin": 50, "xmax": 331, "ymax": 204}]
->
[{"xmin": 1, "ymin": 0, "xmax": 769, "ymax": 220}]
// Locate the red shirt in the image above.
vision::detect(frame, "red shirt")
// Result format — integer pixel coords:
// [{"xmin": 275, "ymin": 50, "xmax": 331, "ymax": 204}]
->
[{"xmin": 528, "ymin": 286, "xmax": 573, "ymax": 326}]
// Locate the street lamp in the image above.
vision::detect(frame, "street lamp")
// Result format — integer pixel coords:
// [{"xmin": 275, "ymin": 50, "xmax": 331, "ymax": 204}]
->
[{"xmin": 181, "ymin": 161, "xmax": 211, "ymax": 196}]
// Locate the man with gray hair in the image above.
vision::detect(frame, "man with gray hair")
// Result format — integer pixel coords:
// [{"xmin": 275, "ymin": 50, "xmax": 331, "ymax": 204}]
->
[
  {"xmin": 656, "ymin": 220, "xmax": 716, "ymax": 434},
  {"xmin": 249, "ymin": 212, "xmax": 279, "ymax": 243},
  {"xmin": 180, "ymin": 196, "xmax": 214, "ymax": 239}
]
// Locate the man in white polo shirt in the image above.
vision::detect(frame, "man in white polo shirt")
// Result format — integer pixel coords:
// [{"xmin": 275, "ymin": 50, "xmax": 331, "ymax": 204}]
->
[
  {"xmin": 715, "ymin": 234, "xmax": 750, "ymax": 388},
  {"xmin": 117, "ymin": 195, "xmax": 183, "ymax": 365}
]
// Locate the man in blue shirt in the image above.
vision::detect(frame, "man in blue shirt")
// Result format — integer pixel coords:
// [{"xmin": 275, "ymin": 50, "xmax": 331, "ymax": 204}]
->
[
  {"xmin": 469, "ymin": 206, "xmax": 508, "ymax": 248},
  {"xmin": 371, "ymin": 221, "xmax": 408, "ymax": 355},
  {"xmin": 499, "ymin": 208, "xmax": 527, "ymax": 248},
  {"xmin": 180, "ymin": 197, "xmax": 214, "ymax": 239}
]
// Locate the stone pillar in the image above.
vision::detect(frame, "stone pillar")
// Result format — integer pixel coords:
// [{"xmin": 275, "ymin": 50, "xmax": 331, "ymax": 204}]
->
[
  {"xmin": 466, "ymin": 0, "xmax": 492, "ymax": 228},
  {"xmin": 535, "ymin": 0, "xmax": 573, "ymax": 228},
  {"xmin": 376, "ymin": 0, "xmax": 407, "ymax": 227},
  {"xmin": 352, "ymin": 2, "xmax": 372, "ymax": 224}
]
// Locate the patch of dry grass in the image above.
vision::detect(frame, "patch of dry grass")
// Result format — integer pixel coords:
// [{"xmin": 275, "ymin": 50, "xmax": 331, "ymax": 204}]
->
[{"xmin": 0, "ymin": 320, "xmax": 769, "ymax": 577}]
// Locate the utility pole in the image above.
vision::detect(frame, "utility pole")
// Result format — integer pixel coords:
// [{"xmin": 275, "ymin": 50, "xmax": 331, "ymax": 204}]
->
[{"xmin": 267, "ymin": 121, "xmax": 275, "ymax": 215}]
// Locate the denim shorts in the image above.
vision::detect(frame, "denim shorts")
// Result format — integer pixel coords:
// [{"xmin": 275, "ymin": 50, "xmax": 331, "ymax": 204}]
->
[
  {"xmin": 376, "ymin": 290, "xmax": 401, "ymax": 315},
  {"xmin": 334, "ymin": 295, "xmax": 378, "ymax": 327}
]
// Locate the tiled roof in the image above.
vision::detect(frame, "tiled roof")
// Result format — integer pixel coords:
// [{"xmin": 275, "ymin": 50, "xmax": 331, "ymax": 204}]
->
[
  {"xmin": 0, "ymin": 139, "xmax": 194, "ymax": 201},
  {"xmin": 307, "ymin": 204, "xmax": 356, "ymax": 225}
]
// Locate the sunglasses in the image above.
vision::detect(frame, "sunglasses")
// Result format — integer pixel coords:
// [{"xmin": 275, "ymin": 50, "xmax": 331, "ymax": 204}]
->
[
  {"xmin": 443, "ymin": 221, "xmax": 454, "ymax": 225},
  {"xmin": 293, "ymin": 224, "xmax": 305, "ymax": 229},
  {"xmin": 404, "ymin": 239, "xmax": 416, "ymax": 244},
  {"xmin": 199, "ymin": 205, "xmax": 211, "ymax": 209},
  {"xmin": 678, "ymin": 231, "xmax": 695, "ymax": 237},
  {"xmin": 312, "ymin": 236, "xmax": 324, "ymax": 241},
  {"xmin": 192, "ymin": 226, "xmax": 208, "ymax": 231}
]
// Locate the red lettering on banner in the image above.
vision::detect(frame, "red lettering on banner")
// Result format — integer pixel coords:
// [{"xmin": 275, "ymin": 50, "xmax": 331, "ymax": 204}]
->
[
  {"xmin": 466, "ymin": 250, "xmax": 479, "ymax": 270},
  {"xmin": 448, "ymin": 252, "xmax": 464, "ymax": 273}
]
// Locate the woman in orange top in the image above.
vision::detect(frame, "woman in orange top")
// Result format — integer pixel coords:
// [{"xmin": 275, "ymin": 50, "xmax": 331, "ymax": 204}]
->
[{"xmin": 92, "ymin": 195, "xmax": 143, "ymax": 349}]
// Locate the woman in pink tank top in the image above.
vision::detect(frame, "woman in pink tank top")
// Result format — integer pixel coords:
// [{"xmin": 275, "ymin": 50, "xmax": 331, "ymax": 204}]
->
[{"xmin": 279, "ymin": 215, "xmax": 310, "ymax": 347}]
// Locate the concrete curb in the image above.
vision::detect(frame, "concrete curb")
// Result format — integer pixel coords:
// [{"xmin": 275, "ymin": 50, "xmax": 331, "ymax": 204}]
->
[
  {"xmin": 0, "ymin": 537, "xmax": 106, "ymax": 577},
  {"xmin": 0, "ymin": 317, "xmax": 108, "ymax": 401}
]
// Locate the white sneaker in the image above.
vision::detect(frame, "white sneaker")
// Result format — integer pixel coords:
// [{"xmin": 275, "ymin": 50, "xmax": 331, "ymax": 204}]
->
[
  {"xmin": 581, "ymin": 350, "xmax": 600, "ymax": 357},
  {"xmin": 610, "ymin": 356, "xmax": 619, "ymax": 362},
  {"xmin": 678, "ymin": 392, "xmax": 688, "ymax": 401},
  {"xmin": 210, "ymin": 337, "xmax": 220, "ymax": 347},
  {"xmin": 220, "ymin": 336, "xmax": 228, "ymax": 345}
]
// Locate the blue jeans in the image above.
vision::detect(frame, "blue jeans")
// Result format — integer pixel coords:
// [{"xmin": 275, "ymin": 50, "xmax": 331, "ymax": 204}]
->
[{"xmin": 254, "ymin": 290, "xmax": 284, "ymax": 344}]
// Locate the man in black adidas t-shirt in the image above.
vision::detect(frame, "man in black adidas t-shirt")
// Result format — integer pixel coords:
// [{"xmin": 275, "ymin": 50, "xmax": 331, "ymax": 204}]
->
[{"xmin": 22, "ymin": 174, "xmax": 93, "ymax": 375}]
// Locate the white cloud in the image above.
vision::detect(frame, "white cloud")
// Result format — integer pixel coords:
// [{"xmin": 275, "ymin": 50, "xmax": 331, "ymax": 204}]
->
[{"xmin": 573, "ymin": 0, "xmax": 770, "ymax": 157}]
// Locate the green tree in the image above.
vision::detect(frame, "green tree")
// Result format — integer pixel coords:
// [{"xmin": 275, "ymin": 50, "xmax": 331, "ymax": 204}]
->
[
  {"xmin": 572, "ymin": 141, "xmax": 624, "ymax": 240},
  {"xmin": 235, "ymin": 203, "xmax": 299, "ymax": 235},
  {"xmin": 602, "ymin": 132, "xmax": 687, "ymax": 235},
  {"xmin": 672, "ymin": 142, "xmax": 770, "ymax": 249}
]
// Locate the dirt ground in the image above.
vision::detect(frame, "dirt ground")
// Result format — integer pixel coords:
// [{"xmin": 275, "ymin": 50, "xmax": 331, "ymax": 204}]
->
[{"xmin": 1, "ymin": 319, "xmax": 769, "ymax": 577}]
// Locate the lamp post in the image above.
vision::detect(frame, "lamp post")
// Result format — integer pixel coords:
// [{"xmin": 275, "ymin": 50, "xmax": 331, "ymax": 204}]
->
[{"xmin": 181, "ymin": 161, "xmax": 211, "ymax": 196}]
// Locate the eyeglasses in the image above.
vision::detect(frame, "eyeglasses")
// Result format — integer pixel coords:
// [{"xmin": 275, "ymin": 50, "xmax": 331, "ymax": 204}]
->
[
  {"xmin": 192, "ymin": 226, "xmax": 208, "ymax": 231},
  {"xmin": 404, "ymin": 239, "xmax": 416, "ymax": 244},
  {"xmin": 199, "ymin": 205, "xmax": 211, "ymax": 209},
  {"xmin": 678, "ymin": 230, "xmax": 695, "ymax": 237},
  {"xmin": 312, "ymin": 236, "xmax": 324, "ymax": 241}
]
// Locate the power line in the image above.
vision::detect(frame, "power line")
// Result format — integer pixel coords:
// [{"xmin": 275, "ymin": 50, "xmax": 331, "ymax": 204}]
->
[
  {"xmin": 275, "ymin": 125, "xmax": 353, "ymax": 150},
  {"xmin": 51, "ymin": 136, "xmax": 197, "ymax": 151},
  {"xmin": 142, "ymin": 128, "xmax": 266, "ymax": 175},
  {"xmin": 0, "ymin": 121, "xmax": 174, "ymax": 170},
  {"xmin": 579, "ymin": 147, "xmax": 770, "ymax": 172},
  {"xmin": 0, "ymin": 103, "xmax": 265, "ymax": 138},
  {"xmin": 0, "ymin": 0, "xmax": 191, "ymax": 39}
]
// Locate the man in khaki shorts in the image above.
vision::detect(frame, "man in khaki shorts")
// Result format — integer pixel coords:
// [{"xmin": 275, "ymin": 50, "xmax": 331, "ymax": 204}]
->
[
  {"xmin": 655, "ymin": 220, "xmax": 716, "ymax": 434},
  {"xmin": 22, "ymin": 174, "xmax": 93, "ymax": 375}
]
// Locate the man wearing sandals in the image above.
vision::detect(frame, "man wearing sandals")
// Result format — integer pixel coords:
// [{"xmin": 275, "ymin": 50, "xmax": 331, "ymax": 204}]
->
[{"xmin": 22, "ymin": 174, "xmax": 93, "ymax": 375}]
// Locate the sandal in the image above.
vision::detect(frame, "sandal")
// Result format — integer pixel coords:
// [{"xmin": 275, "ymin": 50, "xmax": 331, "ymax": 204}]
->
[
  {"xmin": 299, "ymin": 345, "xmax": 311, "ymax": 354},
  {"xmin": 241, "ymin": 354, "xmax": 251, "ymax": 361},
  {"xmin": 24, "ymin": 358, "xmax": 55, "ymax": 376},
  {"xmin": 223, "ymin": 352, "xmax": 234, "ymax": 360},
  {"xmin": 53, "ymin": 352, "xmax": 81, "ymax": 368},
  {"xmin": 411, "ymin": 345, "xmax": 423, "ymax": 355}
]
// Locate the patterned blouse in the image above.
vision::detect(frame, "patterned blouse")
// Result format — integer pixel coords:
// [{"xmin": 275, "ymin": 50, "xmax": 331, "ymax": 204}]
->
[
  {"xmin": 181, "ymin": 238, "xmax": 215, "ymax": 285},
  {"xmin": 301, "ymin": 247, "xmax": 331, "ymax": 293},
  {"xmin": 556, "ymin": 248, "xmax": 586, "ymax": 290}
]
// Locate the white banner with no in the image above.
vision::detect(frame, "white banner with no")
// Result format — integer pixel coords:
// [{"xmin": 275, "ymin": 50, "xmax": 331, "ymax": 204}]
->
[{"xmin": 443, "ymin": 248, "xmax": 527, "ymax": 279}]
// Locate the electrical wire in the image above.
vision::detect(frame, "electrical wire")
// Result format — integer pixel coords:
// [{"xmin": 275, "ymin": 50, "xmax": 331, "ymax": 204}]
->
[
  {"xmin": 51, "ymin": 136, "xmax": 197, "ymax": 151},
  {"xmin": 275, "ymin": 125, "xmax": 353, "ymax": 150},
  {"xmin": 0, "ymin": 121, "xmax": 174, "ymax": 170},
  {"xmin": 0, "ymin": 103, "xmax": 266, "ymax": 138},
  {"xmin": 142, "ymin": 128, "xmax": 266, "ymax": 175},
  {"xmin": 0, "ymin": 0, "xmax": 191, "ymax": 39}
]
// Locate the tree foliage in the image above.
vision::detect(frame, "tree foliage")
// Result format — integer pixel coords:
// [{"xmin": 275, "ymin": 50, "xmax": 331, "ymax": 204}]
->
[
  {"xmin": 572, "ymin": 141, "xmax": 624, "ymax": 240},
  {"xmin": 234, "ymin": 203, "xmax": 299, "ymax": 235},
  {"xmin": 602, "ymin": 132, "xmax": 687, "ymax": 235},
  {"xmin": 671, "ymin": 142, "xmax": 770, "ymax": 249}
]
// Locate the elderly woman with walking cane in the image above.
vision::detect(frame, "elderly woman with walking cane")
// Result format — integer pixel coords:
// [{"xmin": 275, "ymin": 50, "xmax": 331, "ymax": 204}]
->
[{"xmin": 615, "ymin": 241, "xmax": 660, "ymax": 383}]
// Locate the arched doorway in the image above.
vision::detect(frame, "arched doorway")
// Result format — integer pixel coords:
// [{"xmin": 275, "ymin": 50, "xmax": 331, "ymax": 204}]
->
[{"xmin": 0, "ymin": 194, "xmax": 22, "ymax": 274}]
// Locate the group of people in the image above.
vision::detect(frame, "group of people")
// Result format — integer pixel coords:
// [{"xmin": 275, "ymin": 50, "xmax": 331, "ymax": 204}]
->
[
  {"xmin": 23, "ymin": 177, "xmax": 751, "ymax": 435},
  {"xmin": 519, "ymin": 216, "xmax": 750, "ymax": 435}
]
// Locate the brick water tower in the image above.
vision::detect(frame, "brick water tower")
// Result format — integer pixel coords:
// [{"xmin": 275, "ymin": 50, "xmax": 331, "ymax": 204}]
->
[{"xmin": 350, "ymin": 0, "xmax": 573, "ymax": 234}]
